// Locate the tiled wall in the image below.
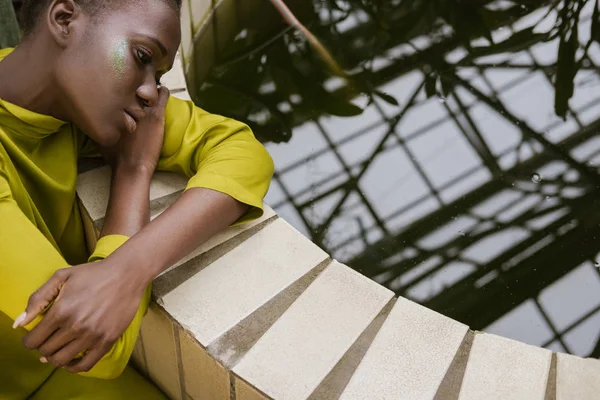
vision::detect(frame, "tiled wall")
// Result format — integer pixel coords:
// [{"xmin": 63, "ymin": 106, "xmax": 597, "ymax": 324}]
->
[{"xmin": 75, "ymin": 1, "xmax": 600, "ymax": 399}]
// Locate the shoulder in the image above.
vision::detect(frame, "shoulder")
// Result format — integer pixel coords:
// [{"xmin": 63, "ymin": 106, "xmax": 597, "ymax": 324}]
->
[{"xmin": 164, "ymin": 95, "xmax": 247, "ymax": 134}]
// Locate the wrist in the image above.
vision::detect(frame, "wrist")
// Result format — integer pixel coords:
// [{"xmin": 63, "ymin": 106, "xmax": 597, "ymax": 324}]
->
[
  {"xmin": 112, "ymin": 162, "xmax": 155, "ymax": 181},
  {"xmin": 107, "ymin": 252, "xmax": 155, "ymax": 293}
]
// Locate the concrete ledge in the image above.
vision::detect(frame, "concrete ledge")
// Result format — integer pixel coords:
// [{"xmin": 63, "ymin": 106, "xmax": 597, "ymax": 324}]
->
[
  {"xmin": 74, "ymin": 2, "xmax": 600, "ymax": 397},
  {"xmin": 77, "ymin": 146, "xmax": 600, "ymax": 400}
]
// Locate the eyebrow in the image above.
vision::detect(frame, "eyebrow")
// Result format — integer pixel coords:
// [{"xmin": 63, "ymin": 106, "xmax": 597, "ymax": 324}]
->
[{"xmin": 141, "ymin": 35, "xmax": 168, "ymax": 58}]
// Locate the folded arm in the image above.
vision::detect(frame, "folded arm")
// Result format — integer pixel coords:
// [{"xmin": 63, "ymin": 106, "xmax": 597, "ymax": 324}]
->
[{"xmin": 19, "ymin": 95, "xmax": 273, "ymax": 379}]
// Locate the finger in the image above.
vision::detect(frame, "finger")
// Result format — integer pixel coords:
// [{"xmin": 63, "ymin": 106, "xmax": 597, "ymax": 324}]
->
[
  {"xmin": 16, "ymin": 270, "xmax": 69, "ymax": 328},
  {"xmin": 37, "ymin": 329, "xmax": 77, "ymax": 358},
  {"xmin": 66, "ymin": 345, "xmax": 110, "ymax": 374},
  {"xmin": 155, "ymin": 86, "xmax": 170, "ymax": 111},
  {"xmin": 22, "ymin": 318, "xmax": 59, "ymax": 350},
  {"xmin": 46, "ymin": 339, "xmax": 88, "ymax": 368}
]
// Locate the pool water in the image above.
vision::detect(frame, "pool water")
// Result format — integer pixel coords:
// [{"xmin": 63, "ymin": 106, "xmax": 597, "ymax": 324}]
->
[{"xmin": 195, "ymin": 0, "xmax": 600, "ymax": 357}]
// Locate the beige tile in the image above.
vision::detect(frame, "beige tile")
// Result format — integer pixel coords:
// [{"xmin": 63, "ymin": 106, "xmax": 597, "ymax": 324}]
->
[
  {"xmin": 162, "ymin": 205, "xmax": 276, "ymax": 274},
  {"xmin": 162, "ymin": 218, "xmax": 329, "ymax": 346},
  {"xmin": 208, "ymin": 260, "xmax": 330, "ymax": 369},
  {"xmin": 191, "ymin": 0, "xmax": 213, "ymax": 34},
  {"xmin": 235, "ymin": 378, "xmax": 270, "ymax": 400},
  {"xmin": 77, "ymin": 167, "xmax": 187, "ymax": 226},
  {"xmin": 308, "ymin": 299, "xmax": 396, "ymax": 400},
  {"xmin": 340, "ymin": 297, "xmax": 469, "ymax": 400},
  {"xmin": 233, "ymin": 262, "xmax": 394, "ymax": 400},
  {"xmin": 173, "ymin": 91, "xmax": 192, "ymax": 101},
  {"xmin": 556, "ymin": 353, "xmax": 600, "ymax": 400},
  {"xmin": 141, "ymin": 303, "xmax": 182, "ymax": 400},
  {"xmin": 458, "ymin": 333, "xmax": 551, "ymax": 400},
  {"xmin": 76, "ymin": 166, "xmax": 112, "ymax": 223},
  {"xmin": 180, "ymin": 332, "xmax": 229, "ymax": 400}
]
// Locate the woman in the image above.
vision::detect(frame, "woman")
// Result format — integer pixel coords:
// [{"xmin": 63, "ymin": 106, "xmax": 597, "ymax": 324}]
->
[{"xmin": 0, "ymin": 0, "xmax": 273, "ymax": 398}]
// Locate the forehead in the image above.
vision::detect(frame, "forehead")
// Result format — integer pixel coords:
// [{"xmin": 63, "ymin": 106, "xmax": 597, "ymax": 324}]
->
[{"xmin": 101, "ymin": 1, "xmax": 181, "ymax": 57}]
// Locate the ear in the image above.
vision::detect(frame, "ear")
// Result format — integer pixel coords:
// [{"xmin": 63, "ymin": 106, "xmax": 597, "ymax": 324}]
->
[{"xmin": 45, "ymin": 0, "xmax": 82, "ymax": 47}]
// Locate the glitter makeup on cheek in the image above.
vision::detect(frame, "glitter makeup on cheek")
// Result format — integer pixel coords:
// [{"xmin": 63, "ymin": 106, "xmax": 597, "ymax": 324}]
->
[{"xmin": 110, "ymin": 39, "xmax": 128, "ymax": 80}]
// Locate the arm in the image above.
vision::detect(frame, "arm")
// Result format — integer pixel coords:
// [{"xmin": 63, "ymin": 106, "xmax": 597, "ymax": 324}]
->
[
  {"xmin": 17, "ymin": 94, "xmax": 274, "ymax": 377},
  {"xmin": 0, "ymin": 164, "xmax": 150, "ymax": 379},
  {"xmin": 17, "ymin": 89, "xmax": 169, "ymax": 379}
]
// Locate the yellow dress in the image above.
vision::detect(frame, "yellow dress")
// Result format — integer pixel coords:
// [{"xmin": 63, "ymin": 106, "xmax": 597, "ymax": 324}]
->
[{"xmin": 0, "ymin": 47, "xmax": 273, "ymax": 398}]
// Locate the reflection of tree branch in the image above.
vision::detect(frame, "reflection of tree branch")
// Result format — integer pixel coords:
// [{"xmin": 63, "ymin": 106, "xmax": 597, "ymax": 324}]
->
[
  {"xmin": 216, "ymin": 25, "xmax": 294, "ymax": 68},
  {"xmin": 441, "ymin": 70, "xmax": 600, "ymax": 186},
  {"xmin": 384, "ymin": 198, "xmax": 581, "ymax": 292},
  {"xmin": 204, "ymin": 78, "xmax": 291, "ymax": 130},
  {"xmin": 458, "ymin": 61, "xmax": 599, "ymax": 71}
]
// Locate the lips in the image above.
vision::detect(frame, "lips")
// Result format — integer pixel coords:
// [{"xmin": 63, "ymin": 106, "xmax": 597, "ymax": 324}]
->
[
  {"xmin": 123, "ymin": 108, "xmax": 145, "ymax": 134},
  {"xmin": 124, "ymin": 111, "xmax": 137, "ymax": 134}
]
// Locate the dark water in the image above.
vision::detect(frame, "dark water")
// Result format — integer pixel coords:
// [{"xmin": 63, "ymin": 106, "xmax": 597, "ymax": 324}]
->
[{"xmin": 195, "ymin": 0, "xmax": 600, "ymax": 357}]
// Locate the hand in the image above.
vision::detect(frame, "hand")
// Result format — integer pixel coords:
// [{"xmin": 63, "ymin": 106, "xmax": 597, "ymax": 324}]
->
[
  {"xmin": 15, "ymin": 261, "xmax": 147, "ymax": 373},
  {"xmin": 99, "ymin": 87, "xmax": 170, "ymax": 173}
]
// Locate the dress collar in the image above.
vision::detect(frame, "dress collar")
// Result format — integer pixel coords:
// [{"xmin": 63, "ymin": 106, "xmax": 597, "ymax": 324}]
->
[{"xmin": 0, "ymin": 97, "xmax": 68, "ymax": 138}]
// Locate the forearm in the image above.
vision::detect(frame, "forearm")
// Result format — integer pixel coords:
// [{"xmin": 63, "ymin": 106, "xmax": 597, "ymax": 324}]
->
[
  {"xmin": 100, "ymin": 166, "xmax": 153, "ymax": 238},
  {"xmin": 108, "ymin": 187, "xmax": 249, "ymax": 288}
]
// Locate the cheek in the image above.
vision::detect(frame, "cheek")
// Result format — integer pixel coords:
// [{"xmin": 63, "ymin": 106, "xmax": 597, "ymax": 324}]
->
[{"xmin": 108, "ymin": 40, "xmax": 129, "ymax": 82}]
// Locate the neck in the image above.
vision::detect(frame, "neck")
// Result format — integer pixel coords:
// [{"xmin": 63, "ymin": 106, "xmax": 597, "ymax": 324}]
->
[{"xmin": 0, "ymin": 36, "xmax": 69, "ymax": 121}]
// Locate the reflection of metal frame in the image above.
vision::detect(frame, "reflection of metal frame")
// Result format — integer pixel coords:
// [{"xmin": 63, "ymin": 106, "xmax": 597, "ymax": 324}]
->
[{"xmin": 269, "ymin": 5, "xmax": 600, "ymax": 357}]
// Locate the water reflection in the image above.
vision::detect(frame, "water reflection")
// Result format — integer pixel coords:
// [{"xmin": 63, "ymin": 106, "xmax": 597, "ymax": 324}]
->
[{"xmin": 194, "ymin": 0, "xmax": 600, "ymax": 357}]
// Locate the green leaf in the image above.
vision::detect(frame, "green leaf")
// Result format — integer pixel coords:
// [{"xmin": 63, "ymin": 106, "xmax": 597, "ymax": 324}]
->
[
  {"xmin": 555, "ymin": 31, "xmax": 578, "ymax": 120},
  {"xmin": 425, "ymin": 74, "xmax": 438, "ymax": 98},
  {"xmin": 480, "ymin": 4, "xmax": 529, "ymax": 26},
  {"xmin": 321, "ymin": 94, "xmax": 364, "ymax": 116},
  {"xmin": 440, "ymin": 77, "xmax": 455, "ymax": 98},
  {"xmin": 444, "ymin": 5, "xmax": 494, "ymax": 48},
  {"xmin": 270, "ymin": 65, "xmax": 297, "ymax": 95},
  {"xmin": 462, "ymin": 27, "xmax": 548, "ymax": 61},
  {"xmin": 592, "ymin": 0, "xmax": 600, "ymax": 43},
  {"xmin": 374, "ymin": 90, "xmax": 399, "ymax": 106}
]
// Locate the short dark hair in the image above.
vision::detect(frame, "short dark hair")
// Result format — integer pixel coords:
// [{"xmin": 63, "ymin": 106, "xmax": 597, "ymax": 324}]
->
[{"xmin": 19, "ymin": 0, "xmax": 182, "ymax": 35}]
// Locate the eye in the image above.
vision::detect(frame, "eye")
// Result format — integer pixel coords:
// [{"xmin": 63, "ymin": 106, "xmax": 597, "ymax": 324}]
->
[{"xmin": 136, "ymin": 49, "xmax": 153, "ymax": 65}]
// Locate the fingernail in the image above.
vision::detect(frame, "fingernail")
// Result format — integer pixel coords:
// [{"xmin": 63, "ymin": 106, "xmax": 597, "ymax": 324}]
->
[
  {"xmin": 12, "ymin": 312, "xmax": 27, "ymax": 329},
  {"xmin": 40, "ymin": 357, "xmax": 48, "ymax": 363}
]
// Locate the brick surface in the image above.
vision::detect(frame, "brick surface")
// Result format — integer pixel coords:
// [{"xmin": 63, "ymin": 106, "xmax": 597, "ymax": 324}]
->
[
  {"xmin": 458, "ymin": 333, "xmax": 551, "ymax": 400},
  {"xmin": 556, "ymin": 353, "xmax": 600, "ymax": 400},
  {"xmin": 141, "ymin": 303, "xmax": 182, "ymax": 400},
  {"xmin": 235, "ymin": 378, "xmax": 271, "ymax": 400},
  {"xmin": 340, "ymin": 297, "xmax": 469, "ymax": 400},
  {"xmin": 233, "ymin": 262, "xmax": 394, "ymax": 400},
  {"xmin": 180, "ymin": 332, "xmax": 229, "ymax": 400},
  {"xmin": 162, "ymin": 218, "xmax": 329, "ymax": 346}
]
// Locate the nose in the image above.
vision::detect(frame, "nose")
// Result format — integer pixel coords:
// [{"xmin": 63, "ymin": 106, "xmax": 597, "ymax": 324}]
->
[{"xmin": 136, "ymin": 74, "xmax": 159, "ymax": 108}]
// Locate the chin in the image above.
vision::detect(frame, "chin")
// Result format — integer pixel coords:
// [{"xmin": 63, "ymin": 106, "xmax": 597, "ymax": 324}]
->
[{"xmin": 91, "ymin": 126, "xmax": 122, "ymax": 148}]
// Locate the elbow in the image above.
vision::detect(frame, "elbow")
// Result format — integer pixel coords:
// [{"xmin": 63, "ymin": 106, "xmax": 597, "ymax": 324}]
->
[{"xmin": 255, "ymin": 142, "xmax": 275, "ymax": 185}]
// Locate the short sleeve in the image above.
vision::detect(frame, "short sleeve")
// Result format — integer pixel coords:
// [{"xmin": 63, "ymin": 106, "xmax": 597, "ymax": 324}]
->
[{"xmin": 158, "ymin": 97, "xmax": 274, "ymax": 225}]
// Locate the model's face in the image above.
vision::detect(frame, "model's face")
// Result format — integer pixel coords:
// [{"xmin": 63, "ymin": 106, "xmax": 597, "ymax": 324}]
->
[{"xmin": 56, "ymin": 1, "xmax": 181, "ymax": 146}]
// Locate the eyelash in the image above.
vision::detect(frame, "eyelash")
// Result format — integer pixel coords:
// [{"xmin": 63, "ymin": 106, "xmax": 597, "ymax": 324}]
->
[
  {"xmin": 136, "ymin": 48, "xmax": 153, "ymax": 65},
  {"xmin": 136, "ymin": 48, "xmax": 162, "ymax": 86}
]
